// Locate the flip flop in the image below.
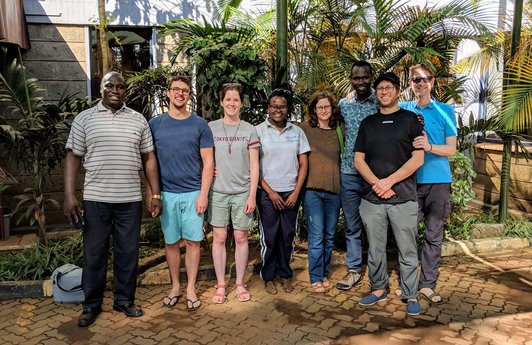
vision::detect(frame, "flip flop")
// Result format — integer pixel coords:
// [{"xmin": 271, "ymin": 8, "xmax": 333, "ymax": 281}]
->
[
  {"xmin": 186, "ymin": 298, "xmax": 202, "ymax": 312},
  {"xmin": 235, "ymin": 283, "xmax": 251, "ymax": 302},
  {"xmin": 162, "ymin": 295, "xmax": 181, "ymax": 308},
  {"xmin": 421, "ymin": 290, "xmax": 443, "ymax": 303}
]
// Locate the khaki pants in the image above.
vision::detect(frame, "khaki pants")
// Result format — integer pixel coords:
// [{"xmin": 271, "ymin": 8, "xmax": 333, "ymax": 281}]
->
[{"xmin": 360, "ymin": 200, "xmax": 420, "ymax": 299}]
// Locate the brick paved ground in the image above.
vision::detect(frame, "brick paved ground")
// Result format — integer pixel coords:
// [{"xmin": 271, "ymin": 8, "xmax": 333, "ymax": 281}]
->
[{"xmin": 0, "ymin": 248, "xmax": 530, "ymax": 345}]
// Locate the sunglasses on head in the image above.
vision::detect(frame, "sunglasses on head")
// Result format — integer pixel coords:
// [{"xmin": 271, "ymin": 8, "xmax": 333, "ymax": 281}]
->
[{"xmin": 411, "ymin": 76, "xmax": 433, "ymax": 84}]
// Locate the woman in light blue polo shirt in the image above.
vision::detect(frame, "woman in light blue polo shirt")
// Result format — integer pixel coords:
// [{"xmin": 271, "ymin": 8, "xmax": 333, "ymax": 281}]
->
[{"xmin": 255, "ymin": 87, "xmax": 310, "ymax": 295}]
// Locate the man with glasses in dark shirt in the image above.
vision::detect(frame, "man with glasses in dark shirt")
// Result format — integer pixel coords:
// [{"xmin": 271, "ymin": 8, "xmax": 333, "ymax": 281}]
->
[{"xmin": 354, "ymin": 72, "xmax": 424, "ymax": 316}]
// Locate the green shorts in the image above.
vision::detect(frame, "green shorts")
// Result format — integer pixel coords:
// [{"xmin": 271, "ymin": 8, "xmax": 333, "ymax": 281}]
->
[
  {"xmin": 160, "ymin": 190, "xmax": 204, "ymax": 244},
  {"xmin": 208, "ymin": 190, "xmax": 254, "ymax": 230}
]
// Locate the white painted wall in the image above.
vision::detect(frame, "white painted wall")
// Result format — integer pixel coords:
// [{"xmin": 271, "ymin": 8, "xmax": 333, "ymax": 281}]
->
[{"xmin": 23, "ymin": 0, "xmax": 210, "ymax": 25}]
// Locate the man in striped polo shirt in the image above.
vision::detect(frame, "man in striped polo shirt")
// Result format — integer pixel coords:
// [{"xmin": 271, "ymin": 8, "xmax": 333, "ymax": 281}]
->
[{"xmin": 64, "ymin": 71, "xmax": 162, "ymax": 327}]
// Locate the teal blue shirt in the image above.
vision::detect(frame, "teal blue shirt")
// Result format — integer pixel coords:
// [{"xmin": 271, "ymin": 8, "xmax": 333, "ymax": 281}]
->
[
  {"xmin": 339, "ymin": 92, "xmax": 380, "ymax": 174},
  {"xmin": 399, "ymin": 99, "xmax": 457, "ymax": 184}
]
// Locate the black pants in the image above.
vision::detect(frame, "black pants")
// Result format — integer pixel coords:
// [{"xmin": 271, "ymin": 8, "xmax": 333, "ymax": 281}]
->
[
  {"xmin": 256, "ymin": 189, "xmax": 300, "ymax": 282},
  {"xmin": 82, "ymin": 201, "xmax": 142, "ymax": 308},
  {"xmin": 418, "ymin": 183, "xmax": 451, "ymax": 289}
]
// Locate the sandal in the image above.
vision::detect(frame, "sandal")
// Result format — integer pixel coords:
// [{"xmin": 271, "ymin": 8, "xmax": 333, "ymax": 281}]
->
[
  {"xmin": 420, "ymin": 289, "xmax": 443, "ymax": 303},
  {"xmin": 235, "ymin": 283, "xmax": 251, "ymax": 302},
  {"xmin": 212, "ymin": 284, "xmax": 227, "ymax": 304},
  {"xmin": 311, "ymin": 282, "xmax": 325, "ymax": 293},
  {"xmin": 162, "ymin": 295, "xmax": 182, "ymax": 308},
  {"xmin": 186, "ymin": 298, "xmax": 202, "ymax": 312},
  {"xmin": 264, "ymin": 281, "xmax": 277, "ymax": 295}
]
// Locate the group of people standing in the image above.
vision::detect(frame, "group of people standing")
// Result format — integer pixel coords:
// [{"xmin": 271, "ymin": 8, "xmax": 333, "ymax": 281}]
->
[{"xmin": 63, "ymin": 58, "xmax": 456, "ymax": 327}]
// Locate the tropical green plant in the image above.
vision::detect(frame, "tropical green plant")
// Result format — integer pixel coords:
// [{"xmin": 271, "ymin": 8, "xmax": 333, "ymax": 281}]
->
[
  {"xmin": 160, "ymin": 0, "xmax": 273, "ymax": 123},
  {"xmin": 282, "ymin": 0, "xmax": 495, "ymax": 102},
  {"xmin": 448, "ymin": 151, "xmax": 477, "ymax": 219},
  {"xmin": 0, "ymin": 234, "xmax": 83, "ymax": 281},
  {"xmin": 126, "ymin": 65, "xmax": 192, "ymax": 118},
  {"xmin": 177, "ymin": 32, "xmax": 269, "ymax": 123},
  {"xmin": 0, "ymin": 47, "xmax": 93, "ymax": 245},
  {"xmin": 141, "ymin": 217, "xmax": 164, "ymax": 247}
]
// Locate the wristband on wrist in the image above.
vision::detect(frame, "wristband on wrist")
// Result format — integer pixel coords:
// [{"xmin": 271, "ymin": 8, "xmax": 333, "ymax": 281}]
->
[
  {"xmin": 428, "ymin": 144, "xmax": 433, "ymax": 152},
  {"xmin": 152, "ymin": 194, "xmax": 162, "ymax": 200}
]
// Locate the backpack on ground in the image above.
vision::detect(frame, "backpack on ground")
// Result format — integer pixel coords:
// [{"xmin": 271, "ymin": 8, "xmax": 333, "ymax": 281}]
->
[{"xmin": 51, "ymin": 264, "xmax": 85, "ymax": 304}]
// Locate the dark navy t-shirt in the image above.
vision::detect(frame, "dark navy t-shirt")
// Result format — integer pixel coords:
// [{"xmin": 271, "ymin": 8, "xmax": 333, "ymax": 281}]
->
[
  {"xmin": 354, "ymin": 108, "xmax": 423, "ymax": 204},
  {"xmin": 149, "ymin": 113, "xmax": 214, "ymax": 193}
]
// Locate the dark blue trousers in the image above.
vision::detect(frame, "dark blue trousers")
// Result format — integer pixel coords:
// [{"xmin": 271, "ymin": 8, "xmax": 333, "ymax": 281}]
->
[
  {"xmin": 257, "ymin": 189, "xmax": 300, "ymax": 282},
  {"xmin": 82, "ymin": 201, "xmax": 142, "ymax": 308}
]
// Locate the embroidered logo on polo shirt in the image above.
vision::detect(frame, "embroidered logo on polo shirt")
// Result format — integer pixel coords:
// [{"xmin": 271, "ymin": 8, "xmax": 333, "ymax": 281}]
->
[{"xmin": 285, "ymin": 135, "xmax": 298, "ymax": 142}]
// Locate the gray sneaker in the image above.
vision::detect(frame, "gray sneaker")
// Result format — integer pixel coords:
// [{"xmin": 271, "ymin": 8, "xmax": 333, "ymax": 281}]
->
[{"xmin": 336, "ymin": 270, "xmax": 362, "ymax": 290}]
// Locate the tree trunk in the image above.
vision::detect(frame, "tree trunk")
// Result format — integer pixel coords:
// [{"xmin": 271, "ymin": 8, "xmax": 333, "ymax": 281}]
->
[
  {"xmin": 98, "ymin": 0, "xmax": 111, "ymax": 75},
  {"xmin": 275, "ymin": 0, "xmax": 288, "ymax": 86}
]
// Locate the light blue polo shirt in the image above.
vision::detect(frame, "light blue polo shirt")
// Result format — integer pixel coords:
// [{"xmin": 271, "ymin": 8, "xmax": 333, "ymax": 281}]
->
[
  {"xmin": 255, "ymin": 119, "xmax": 311, "ymax": 192},
  {"xmin": 400, "ymin": 99, "xmax": 457, "ymax": 184}
]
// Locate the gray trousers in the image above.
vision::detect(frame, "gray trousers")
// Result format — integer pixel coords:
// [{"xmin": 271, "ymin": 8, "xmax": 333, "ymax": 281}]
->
[
  {"xmin": 360, "ymin": 200, "xmax": 419, "ymax": 299},
  {"xmin": 418, "ymin": 183, "xmax": 451, "ymax": 289}
]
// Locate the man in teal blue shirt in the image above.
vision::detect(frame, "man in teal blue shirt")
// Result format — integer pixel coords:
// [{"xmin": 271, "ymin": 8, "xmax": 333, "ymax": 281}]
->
[{"xmin": 400, "ymin": 64, "xmax": 457, "ymax": 304}]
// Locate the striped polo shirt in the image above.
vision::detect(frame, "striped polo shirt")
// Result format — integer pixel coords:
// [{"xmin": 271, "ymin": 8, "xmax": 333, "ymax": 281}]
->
[{"xmin": 65, "ymin": 101, "xmax": 154, "ymax": 203}]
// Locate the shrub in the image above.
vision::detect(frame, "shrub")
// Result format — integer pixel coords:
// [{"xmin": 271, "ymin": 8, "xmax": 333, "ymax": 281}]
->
[{"xmin": 0, "ymin": 234, "xmax": 83, "ymax": 281}]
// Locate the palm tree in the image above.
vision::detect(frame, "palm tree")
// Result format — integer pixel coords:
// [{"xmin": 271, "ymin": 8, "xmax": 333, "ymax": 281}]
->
[
  {"xmin": 0, "ymin": 47, "xmax": 92, "ymax": 245},
  {"xmin": 286, "ymin": 0, "xmax": 495, "ymax": 99}
]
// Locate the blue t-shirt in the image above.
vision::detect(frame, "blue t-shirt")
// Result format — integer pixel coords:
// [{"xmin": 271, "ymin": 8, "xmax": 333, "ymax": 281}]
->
[
  {"xmin": 149, "ymin": 113, "xmax": 214, "ymax": 193},
  {"xmin": 399, "ymin": 100, "xmax": 457, "ymax": 184}
]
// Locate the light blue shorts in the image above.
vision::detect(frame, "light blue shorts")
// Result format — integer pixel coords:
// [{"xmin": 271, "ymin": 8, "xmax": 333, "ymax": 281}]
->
[{"xmin": 160, "ymin": 190, "xmax": 204, "ymax": 244}]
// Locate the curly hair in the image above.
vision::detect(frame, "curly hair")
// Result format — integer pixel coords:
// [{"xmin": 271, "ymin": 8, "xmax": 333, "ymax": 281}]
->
[
  {"xmin": 307, "ymin": 91, "xmax": 341, "ymax": 128},
  {"xmin": 268, "ymin": 85, "xmax": 293, "ymax": 113}
]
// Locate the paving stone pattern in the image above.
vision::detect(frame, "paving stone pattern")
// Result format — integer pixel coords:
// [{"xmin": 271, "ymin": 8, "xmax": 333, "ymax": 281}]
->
[{"xmin": 0, "ymin": 248, "xmax": 531, "ymax": 345}]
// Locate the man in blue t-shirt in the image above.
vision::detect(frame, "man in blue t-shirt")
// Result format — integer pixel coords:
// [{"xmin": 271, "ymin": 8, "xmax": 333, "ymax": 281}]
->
[
  {"xmin": 354, "ymin": 72, "xmax": 424, "ymax": 316},
  {"xmin": 400, "ymin": 64, "xmax": 457, "ymax": 304},
  {"xmin": 148, "ymin": 76, "xmax": 214, "ymax": 311}
]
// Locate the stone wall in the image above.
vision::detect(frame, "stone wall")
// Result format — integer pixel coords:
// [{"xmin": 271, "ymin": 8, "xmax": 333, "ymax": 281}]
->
[
  {"xmin": 24, "ymin": 24, "xmax": 88, "ymax": 102},
  {"xmin": 471, "ymin": 142, "xmax": 532, "ymax": 217}
]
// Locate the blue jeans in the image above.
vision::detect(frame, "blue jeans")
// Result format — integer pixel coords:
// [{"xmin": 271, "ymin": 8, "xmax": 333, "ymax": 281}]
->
[
  {"xmin": 304, "ymin": 189, "xmax": 341, "ymax": 283},
  {"xmin": 340, "ymin": 173, "xmax": 364, "ymax": 273}
]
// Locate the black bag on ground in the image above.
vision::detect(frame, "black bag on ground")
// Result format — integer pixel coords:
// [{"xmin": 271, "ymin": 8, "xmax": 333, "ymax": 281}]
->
[{"xmin": 51, "ymin": 264, "xmax": 85, "ymax": 304}]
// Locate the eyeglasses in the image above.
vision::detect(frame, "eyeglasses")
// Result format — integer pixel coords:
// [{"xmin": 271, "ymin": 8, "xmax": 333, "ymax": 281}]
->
[
  {"xmin": 411, "ymin": 76, "xmax": 433, "ymax": 84},
  {"xmin": 169, "ymin": 87, "xmax": 191, "ymax": 94},
  {"xmin": 269, "ymin": 105, "xmax": 288, "ymax": 111},
  {"xmin": 316, "ymin": 105, "xmax": 332, "ymax": 112},
  {"xmin": 376, "ymin": 86, "xmax": 396, "ymax": 93},
  {"xmin": 222, "ymin": 83, "xmax": 242, "ymax": 88},
  {"xmin": 103, "ymin": 83, "xmax": 126, "ymax": 92}
]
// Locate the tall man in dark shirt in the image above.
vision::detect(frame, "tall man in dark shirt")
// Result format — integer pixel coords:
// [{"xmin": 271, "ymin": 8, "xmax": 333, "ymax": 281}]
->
[{"xmin": 354, "ymin": 72, "xmax": 424, "ymax": 316}]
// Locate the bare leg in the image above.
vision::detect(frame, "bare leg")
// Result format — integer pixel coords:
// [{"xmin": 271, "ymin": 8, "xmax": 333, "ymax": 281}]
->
[
  {"xmin": 184, "ymin": 239, "xmax": 201, "ymax": 302},
  {"xmin": 233, "ymin": 230, "xmax": 249, "ymax": 286},
  {"xmin": 211, "ymin": 227, "xmax": 228, "ymax": 302},
  {"xmin": 165, "ymin": 242, "xmax": 181, "ymax": 298},
  {"xmin": 234, "ymin": 230, "xmax": 251, "ymax": 301},
  {"xmin": 212, "ymin": 227, "xmax": 228, "ymax": 286}
]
